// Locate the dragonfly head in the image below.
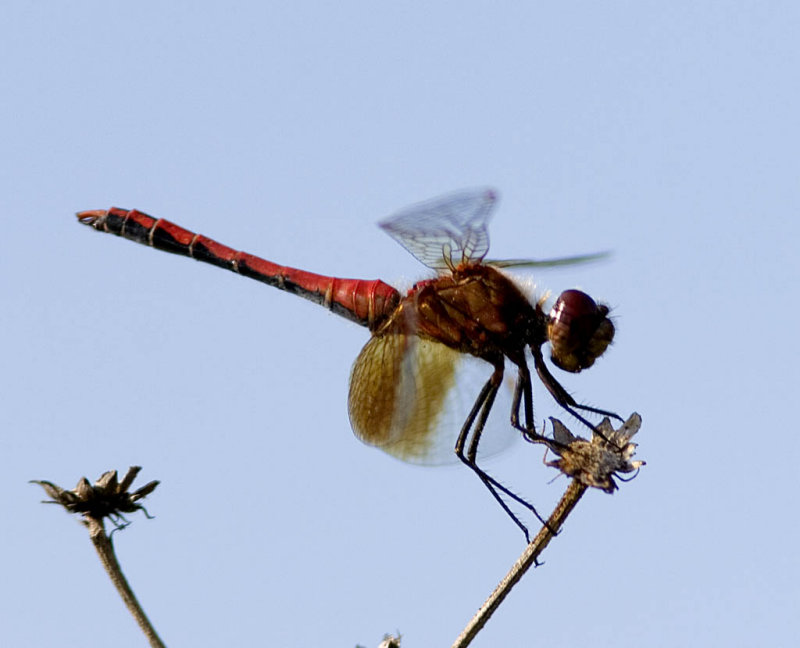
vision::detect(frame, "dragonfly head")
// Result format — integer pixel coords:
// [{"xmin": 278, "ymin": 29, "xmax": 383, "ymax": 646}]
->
[{"xmin": 546, "ymin": 289, "xmax": 614, "ymax": 373}]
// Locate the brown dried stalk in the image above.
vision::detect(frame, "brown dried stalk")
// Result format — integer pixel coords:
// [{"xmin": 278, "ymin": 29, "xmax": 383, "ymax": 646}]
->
[
  {"xmin": 32, "ymin": 467, "xmax": 165, "ymax": 648},
  {"xmin": 452, "ymin": 413, "xmax": 643, "ymax": 648}
]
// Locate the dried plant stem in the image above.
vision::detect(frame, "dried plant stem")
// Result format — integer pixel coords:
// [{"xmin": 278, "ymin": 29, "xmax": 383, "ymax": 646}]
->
[
  {"xmin": 451, "ymin": 480, "xmax": 588, "ymax": 648},
  {"xmin": 86, "ymin": 517, "xmax": 166, "ymax": 648}
]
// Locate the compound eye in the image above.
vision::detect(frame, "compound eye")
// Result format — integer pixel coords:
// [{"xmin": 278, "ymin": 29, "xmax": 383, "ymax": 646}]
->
[{"xmin": 548, "ymin": 289, "xmax": 614, "ymax": 373}]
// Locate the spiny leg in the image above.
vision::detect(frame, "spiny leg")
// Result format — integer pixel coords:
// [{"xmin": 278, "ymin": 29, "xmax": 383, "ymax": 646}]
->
[
  {"xmin": 504, "ymin": 359, "xmax": 559, "ymax": 536},
  {"xmin": 455, "ymin": 364, "xmax": 547, "ymax": 540},
  {"xmin": 531, "ymin": 345, "xmax": 622, "ymax": 441},
  {"xmin": 455, "ymin": 370, "xmax": 529, "ymax": 538},
  {"xmin": 508, "ymin": 358, "xmax": 555, "ymax": 447},
  {"xmin": 509, "ymin": 361, "xmax": 531, "ymax": 431}
]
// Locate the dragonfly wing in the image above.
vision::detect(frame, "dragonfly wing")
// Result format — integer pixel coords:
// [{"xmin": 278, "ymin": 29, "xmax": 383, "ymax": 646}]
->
[
  {"xmin": 348, "ymin": 334, "xmax": 518, "ymax": 465},
  {"xmin": 486, "ymin": 251, "xmax": 611, "ymax": 269},
  {"xmin": 378, "ymin": 188, "xmax": 497, "ymax": 270}
]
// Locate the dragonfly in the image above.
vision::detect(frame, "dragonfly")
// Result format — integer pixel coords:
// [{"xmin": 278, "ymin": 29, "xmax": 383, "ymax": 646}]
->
[{"xmin": 77, "ymin": 188, "xmax": 620, "ymax": 540}]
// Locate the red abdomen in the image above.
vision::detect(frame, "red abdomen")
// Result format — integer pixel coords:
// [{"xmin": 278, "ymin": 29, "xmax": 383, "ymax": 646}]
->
[{"xmin": 77, "ymin": 207, "xmax": 401, "ymax": 329}]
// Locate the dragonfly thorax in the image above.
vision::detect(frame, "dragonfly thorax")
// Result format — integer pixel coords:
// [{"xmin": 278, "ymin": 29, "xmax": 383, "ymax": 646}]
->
[{"xmin": 377, "ymin": 263, "xmax": 546, "ymax": 366}]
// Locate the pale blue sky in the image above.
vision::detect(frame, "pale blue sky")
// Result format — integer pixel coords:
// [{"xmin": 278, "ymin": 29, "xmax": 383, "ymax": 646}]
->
[{"xmin": 3, "ymin": 3, "xmax": 799, "ymax": 646}]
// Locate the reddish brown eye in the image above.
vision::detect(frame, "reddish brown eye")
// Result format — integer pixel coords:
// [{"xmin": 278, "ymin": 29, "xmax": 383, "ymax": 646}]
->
[{"xmin": 548, "ymin": 289, "xmax": 615, "ymax": 373}]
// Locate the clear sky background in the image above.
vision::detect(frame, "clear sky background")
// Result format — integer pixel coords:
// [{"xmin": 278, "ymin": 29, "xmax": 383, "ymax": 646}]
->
[{"xmin": 3, "ymin": 3, "xmax": 799, "ymax": 647}]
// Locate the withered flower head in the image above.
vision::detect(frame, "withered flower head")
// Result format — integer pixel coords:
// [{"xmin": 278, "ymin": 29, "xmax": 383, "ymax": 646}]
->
[
  {"xmin": 32, "ymin": 466, "xmax": 159, "ymax": 529},
  {"xmin": 546, "ymin": 413, "xmax": 644, "ymax": 493}
]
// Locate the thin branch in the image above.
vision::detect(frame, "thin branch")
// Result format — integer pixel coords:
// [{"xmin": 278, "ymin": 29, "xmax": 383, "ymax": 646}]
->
[
  {"xmin": 32, "ymin": 467, "xmax": 165, "ymax": 647},
  {"xmin": 86, "ymin": 517, "xmax": 166, "ymax": 648},
  {"xmin": 451, "ymin": 480, "xmax": 587, "ymax": 648},
  {"xmin": 452, "ymin": 412, "xmax": 644, "ymax": 648}
]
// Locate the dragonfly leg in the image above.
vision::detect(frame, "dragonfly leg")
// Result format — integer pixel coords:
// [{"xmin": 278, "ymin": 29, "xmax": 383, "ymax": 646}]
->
[
  {"xmin": 509, "ymin": 361, "xmax": 531, "ymax": 431},
  {"xmin": 455, "ymin": 363, "xmax": 548, "ymax": 540},
  {"xmin": 508, "ymin": 358, "xmax": 558, "ymax": 447},
  {"xmin": 530, "ymin": 345, "xmax": 623, "ymax": 441}
]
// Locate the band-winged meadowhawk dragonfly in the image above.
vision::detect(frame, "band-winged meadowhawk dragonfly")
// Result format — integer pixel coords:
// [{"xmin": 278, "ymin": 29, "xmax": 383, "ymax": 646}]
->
[{"xmin": 77, "ymin": 188, "xmax": 619, "ymax": 539}]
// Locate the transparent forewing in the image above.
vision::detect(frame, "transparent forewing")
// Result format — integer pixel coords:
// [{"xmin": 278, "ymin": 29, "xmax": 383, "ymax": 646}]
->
[
  {"xmin": 348, "ymin": 334, "xmax": 517, "ymax": 465},
  {"xmin": 378, "ymin": 188, "xmax": 497, "ymax": 270},
  {"xmin": 485, "ymin": 251, "xmax": 611, "ymax": 269}
]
